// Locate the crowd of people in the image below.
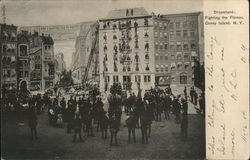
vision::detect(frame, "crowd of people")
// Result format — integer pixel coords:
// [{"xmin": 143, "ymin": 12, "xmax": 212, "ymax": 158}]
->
[{"xmin": 2, "ymin": 84, "xmax": 205, "ymax": 145}]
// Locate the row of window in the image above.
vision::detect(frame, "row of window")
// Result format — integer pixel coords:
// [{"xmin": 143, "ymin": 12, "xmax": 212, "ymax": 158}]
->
[
  {"xmin": 168, "ymin": 21, "xmax": 197, "ymax": 29},
  {"xmin": 19, "ymin": 71, "xmax": 29, "ymax": 78},
  {"xmin": 168, "ymin": 30, "xmax": 196, "ymax": 38},
  {"xmin": 155, "ymin": 63, "xmax": 191, "ymax": 72},
  {"xmin": 104, "ymin": 63, "xmax": 150, "ymax": 72},
  {"xmin": 155, "ymin": 53, "xmax": 194, "ymax": 60},
  {"xmin": 44, "ymin": 45, "xmax": 51, "ymax": 50},
  {"xmin": 2, "ymin": 69, "xmax": 16, "ymax": 78},
  {"xmin": 155, "ymin": 43, "xmax": 196, "ymax": 51},
  {"xmin": 104, "ymin": 75, "xmax": 151, "ymax": 83},
  {"xmin": 2, "ymin": 31, "xmax": 16, "ymax": 41},
  {"xmin": 102, "ymin": 18, "xmax": 149, "ymax": 30}
]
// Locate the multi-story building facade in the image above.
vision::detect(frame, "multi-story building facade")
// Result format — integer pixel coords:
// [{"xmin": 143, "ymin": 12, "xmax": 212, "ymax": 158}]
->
[
  {"xmin": 71, "ymin": 21, "xmax": 98, "ymax": 85},
  {"xmin": 153, "ymin": 12, "xmax": 204, "ymax": 87},
  {"xmin": 99, "ymin": 7, "xmax": 155, "ymax": 93},
  {"xmin": 17, "ymin": 31, "xmax": 30, "ymax": 91},
  {"xmin": 0, "ymin": 24, "xmax": 18, "ymax": 96},
  {"xmin": 29, "ymin": 32, "xmax": 55, "ymax": 91},
  {"xmin": 54, "ymin": 52, "xmax": 66, "ymax": 84}
]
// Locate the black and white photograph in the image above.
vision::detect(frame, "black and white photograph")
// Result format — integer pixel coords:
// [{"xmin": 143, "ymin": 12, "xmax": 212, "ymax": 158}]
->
[{"xmin": 1, "ymin": 0, "xmax": 205, "ymax": 159}]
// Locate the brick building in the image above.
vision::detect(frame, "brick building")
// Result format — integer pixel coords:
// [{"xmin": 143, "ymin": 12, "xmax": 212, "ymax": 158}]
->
[
  {"xmin": 0, "ymin": 24, "xmax": 18, "ymax": 96},
  {"xmin": 153, "ymin": 12, "xmax": 204, "ymax": 87},
  {"xmin": 98, "ymin": 7, "xmax": 155, "ymax": 94},
  {"xmin": 17, "ymin": 31, "xmax": 30, "ymax": 91},
  {"xmin": 29, "ymin": 32, "xmax": 55, "ymax": 92}
]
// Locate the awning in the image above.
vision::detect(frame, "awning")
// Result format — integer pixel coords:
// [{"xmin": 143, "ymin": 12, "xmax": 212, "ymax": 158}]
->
[
  {"xmin": 165, "ymin": 64, "xmax": 168, "ymax": 67},
  {"xmin": 177, "ymin": 62, "xmax": 182, "ymax": 65},
  {"xmin": 177, "ymin": 42, "xmax": 181, "ymax": 45},
  {"xmin": 177, "ymin": 52, "xmax": 182, "ymax": 55},
  {"xmin": 160, "ymin": 65, "xmax": 164, "ymax": 68},
  {"xmin": 156, "ymin": 64, "xmax": 159, "ymax": 67},
  {"xmin": 183, "ymin": 42, "xmax": 188, "ymax": 44},
  {"xmin": 184, "ymin": 62, "xmax": 190, "ymax": 65}
]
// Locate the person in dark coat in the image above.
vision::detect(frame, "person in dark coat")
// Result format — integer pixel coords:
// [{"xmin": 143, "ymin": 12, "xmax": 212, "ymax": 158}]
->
[
  {"xmin": 28, "ymin": 102, "xmax": 38, "ymax": 140},
  {"xmin": 184, "ymin": 86, "xmax": 187, "ymax": 100},
  {"xmin": 172, "ymin": 96, "xmax": 181, "ymax": 123},
  {"xmin": 60, "ymin": 97, "xmax": 66, "ymax": 122},
  {"xmin": 140, "ymin": 112, "xmax": 149, "ymax": 144},
  {"xmin": 190, "ymin": 87, "xmax": 194, "ymax": 103},
  {"xmin": 72, "ymin": 114, "xmax": 83, "ymax": 142},
  {"xmin": 181, "ymin": 98, "xmax": 188, "ymax": 115},
  {"xmin": 181, "ymin": 114, "xmax": 188, "ymax": 141},
  {"xmin": 194, "ymin": 90, "xmax": 198, "ymax": 105},
  {"xmin": 99, "ymin": 111, "xmax": 109, "ymax": 139},
  {"xmin": 126, "ymin": 113, "xmax": 137, "ymax": 143},
  {"xmin": 198, "ymin": 95, "xmax": 205, "ymax": 115}
]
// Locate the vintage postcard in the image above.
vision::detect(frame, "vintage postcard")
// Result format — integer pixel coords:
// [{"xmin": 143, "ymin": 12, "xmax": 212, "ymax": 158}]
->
[{"xmin": 0, "ymin": 0, "xmax": 248, "ymax": 159}]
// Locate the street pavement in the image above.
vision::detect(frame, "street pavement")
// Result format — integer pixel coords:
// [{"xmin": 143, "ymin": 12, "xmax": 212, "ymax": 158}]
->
[{"xmin": 2, "ymin": 101, "xmax": 205, "ymax": 160}]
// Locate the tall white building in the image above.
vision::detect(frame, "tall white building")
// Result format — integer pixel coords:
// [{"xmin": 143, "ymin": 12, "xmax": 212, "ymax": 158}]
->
[{"xmin": 99, "ymin": 7, "xmax": 155, "ymax": 93}]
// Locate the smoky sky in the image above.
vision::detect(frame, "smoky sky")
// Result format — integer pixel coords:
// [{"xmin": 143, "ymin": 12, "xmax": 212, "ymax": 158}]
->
[{"xmin": 2, "ymin": 0, "xmax": 203, "ymax": 26}]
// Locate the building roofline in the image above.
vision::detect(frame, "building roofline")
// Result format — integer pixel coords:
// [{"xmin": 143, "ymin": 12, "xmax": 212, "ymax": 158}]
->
[
  {"xmin": 99, "ymin": 15, "xmax": 152, "ymax": 21},
  {"xmin": 161, "ymin": 11, "xmax": 203, "ymax": 17}
]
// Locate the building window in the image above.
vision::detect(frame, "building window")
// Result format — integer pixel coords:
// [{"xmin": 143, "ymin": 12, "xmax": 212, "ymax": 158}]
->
[
  {"xmin": 183, "ymin": 22, "xmax": 187, "ymax": 28},
  {"xmin": 113, "ymin": 35, "xmax": 117, "ymax": 40},
  {"xmin": 19, "ymin": 71, "xmax": 23, "ymax": 78},
  {"xmin": 159, "ymin": 32, "xmax": 162, "ymax": 38},
  {"xmin": 170, "ymin": 45, "xmax": 175, "ymax": 51},
  {"xmin": 145, "ymin": 64, "xmax": 150, "ymax": 71},
  {"xmin": 169, "ymin": 22, "xmax": 174, "ymax": 29},
  {"xmin": 35, "ymin": 64, "xmax": 41, "ymax": 69},
  {"xmin": 177, "ymin": 54, "xmax": 182, "ymax": 60},
  {"xmin": 144, "ymin": 32, "xmax": 149, "ymax": 37},
  {"xmin": 155, "ymin": 54, "xmax": 159, "ymax": 61},
  {"xmin": 180, "ymin": 73, "xmax": 187, "ymax": 84},
  {"xmin": 145, "ymin": 54, "xmax": 149, "ymax": 60},
  {"xmin": 191, "ymin": 44, "xmax": 196, "ymax": 50},
  {"xmin": 171, "ymin": 54, "xmax": 175, "ymax": 60},
  {"xmin": 113, "ymin": 76, "xmax": 119, "ymax": 83},
  {"xmin": 20, "ymin": 45, "xmax": 28, "ymax": 56},
  {"xmin": 25, "ymin": 71, "xmax": 29, "ymax": 77},
  {"xmin": 135, "ymin": 54, "xmax": 139, "ymax": 62},
  {"xmin": 156, "ymin": 65, "xmax": 159, "ymax": 72},
  {"xmin": 114, "ymin": 62, "xmax": 118, "ymax": 72},
  {"xmin": 169, "ymin": 31, "xmax": 174, "ymax": 38},
  {"xmin": 164, "ymin": 44, "xmax": 168, "ymax": 50},
  {"xmin": 165, "ymin": 55, "xmax": 168, "ymax": 61},
  {"xmin": 171, "ymin": 63, "xmax": 176, "ymax": 70},
  {"xmin": 184, "ymin": 62, "xmax": 190, "ymax": 69},
  {"xmin": 176, "ymin": 30, "xmax": 181, "ymax": 37},
  {"xmin": 145, "ymin": 43, "xmax": 149, "ymax": 51},
  {"xmin": 184, "ymin": 53, "xmax": 189, "ymax": 60},
  {"xmin": 135, "ymin": 75, "xmax": 141, "ymax": 82},
  {"xmin": 177, "ymin": 62, "xmax": 182, "ymax": 69},
  {"xmin": 183, "ymin": 44, "xmax": 189, "ymax": 51},
  {"xmin": 190, "ymin": 30, "xmax": 195, "ymax": 37},
  {"xmin": 144, "ymin": 75, "xmax": 151, "ymax": 82},
  {"xmin": 155, "ymin": 43, "xmax": 158, "ymax": 50},
  {"xmin": 177, "ymin": 45, "xmax": 182, "ymax": 51},
  {"xmin": 176, "ymin": 22, "xmax": 181, "ymax": 28},
  {"xmin": 127, "ymin": 66, "xmax": 131, "ymax": 72},
  {"xmin": 164, "ymin": 32, "xmax": 167, "ymax": 38},
  {"xmin": 135, "ymin": 64, "xmax": 139, "ymax": 71},
  {"xmin": 183, "ymin": 30, "xmax": 188, "ymax": 37},
  {"xmin": 160, "ymin": 65, "xmax": 164, "ymax": 72},
  {"xmin": 104, "ymin": 76, "xmax": 110, "ymax": 82},
  {"xmin": 165, "ymin": 65, "xmax": 168, "ymax": 72},
  {"xmin": 45, "ymin": 46, "xmax": 47, "ymax": 50}
]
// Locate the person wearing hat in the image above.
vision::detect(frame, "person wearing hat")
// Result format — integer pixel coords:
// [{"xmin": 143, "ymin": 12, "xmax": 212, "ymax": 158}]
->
[
  {"xmin": 181, "ymin": 98, "xmax": 188, "ymax": 115},
  {"xmin": 72, "ymin": 113, "xmax": 83, "ymax": 142},
  {"xmin": 172, "ymin": 96, "xmax": 181, "ymax": 123}
]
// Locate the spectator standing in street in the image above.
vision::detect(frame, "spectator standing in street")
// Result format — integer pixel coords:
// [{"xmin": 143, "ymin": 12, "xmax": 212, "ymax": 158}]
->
[
  {"xmin": 28, "ymin": 101, "xmax": 38, "ymax": 140},
  {"xmin": 189, "ymin": 87, "xmax": 194, "ymax": 103},
  {"xmin": 172, "ymin": 96, "xmax": 181, "ymax": 123},
  {"xmin": 198, "ymin": 95, "xmax": 205, "ymax": 115},
  {"xmin": 181, "ymin": 98, "xmax": 188, "ymax": 115},
  {"xmin": 72, "ymin": 114, "xmax": 83, "ymax": 142},
  {"xmin": 183, "ymin": 86, "xmax": 187, "ymax": 100},
  {"xmin": 194, "ymin": 90, "xmax": 198, "ymax": 105}
]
